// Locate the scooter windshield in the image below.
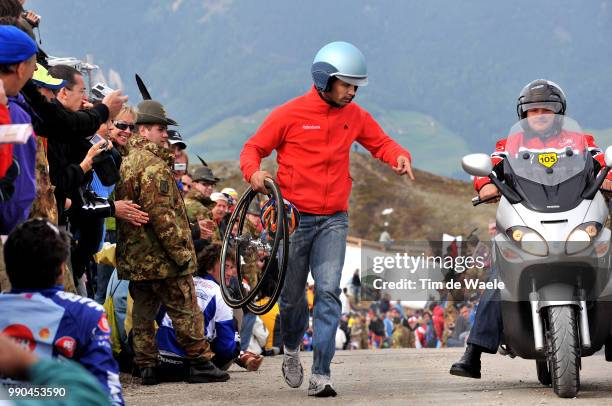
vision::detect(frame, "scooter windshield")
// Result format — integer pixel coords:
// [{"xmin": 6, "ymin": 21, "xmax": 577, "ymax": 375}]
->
[{"xmin": 503, "ymin": 115, "xmax": 594, "ymax": 212}]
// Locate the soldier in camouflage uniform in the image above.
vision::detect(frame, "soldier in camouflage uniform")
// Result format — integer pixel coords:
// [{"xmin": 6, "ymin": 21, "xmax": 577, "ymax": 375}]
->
[
  {"xmin": 115, "ymin": 100, "xmax": 228, "ymax": 385},
  {"xmin": 183, "ymin": 165, "xmax": 220, "ymax": 243}
]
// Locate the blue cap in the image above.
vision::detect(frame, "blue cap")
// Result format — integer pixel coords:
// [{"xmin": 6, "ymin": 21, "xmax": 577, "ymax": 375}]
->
[{"xmin": 0, "ymin": 25, "xmax": 37, "ymax": 65}]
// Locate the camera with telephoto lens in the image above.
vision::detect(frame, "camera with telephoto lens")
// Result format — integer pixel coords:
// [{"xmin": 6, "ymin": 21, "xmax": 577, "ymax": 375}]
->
[{"xmin": 90, "ymin": 82, "xmax": 115, "ymax": 103}]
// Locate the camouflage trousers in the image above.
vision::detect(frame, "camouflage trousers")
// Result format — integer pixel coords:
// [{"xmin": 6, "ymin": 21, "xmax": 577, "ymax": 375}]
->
[{"xmin": 130, "ymin": 275, "xmax": 214, "ymax": 368}]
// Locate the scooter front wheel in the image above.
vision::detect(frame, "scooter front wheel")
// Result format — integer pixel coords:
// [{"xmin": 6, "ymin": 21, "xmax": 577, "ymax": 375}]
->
[{"xmin": 547, "ymin": 305, "xmax": 580, "ymax": 398}]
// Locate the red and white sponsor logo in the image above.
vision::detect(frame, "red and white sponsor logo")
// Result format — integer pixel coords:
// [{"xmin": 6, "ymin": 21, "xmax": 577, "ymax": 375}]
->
[
  {"xmin": 3, "ymin": 324, "xmax": 36, "ymax": 352},
  {"xmin": 97, "ymin": 313, "xmax": 110, "ymax": 333},
  {"xmin": 54, "ymin": 336, "xmax": 77, "ymax": 358}
]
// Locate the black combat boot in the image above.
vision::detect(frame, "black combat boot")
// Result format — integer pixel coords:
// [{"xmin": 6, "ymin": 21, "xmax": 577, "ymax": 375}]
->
[
  {"xmin": 187, "ymin": 359, "xmax": 230, "ymax": 383},
  {"xmin": 140, "ymin": 367, "xmax": 159, "ymax": 385},
  {"xmin": 449, "ymin": 344, "xmax": 482, "ymax": 379}
]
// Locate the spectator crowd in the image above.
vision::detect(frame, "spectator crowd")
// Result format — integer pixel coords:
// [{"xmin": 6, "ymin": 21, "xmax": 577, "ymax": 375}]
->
[
  {"xmin": 0, "ymin": 2, "xmax": 484, "ymax": 404},
  {"xmin": 0, "ymin": 2, "xmax": 267, "ymax": 404},
  {"xmin": 300, "ymin": 273, "xmax": 480, "ymax": 353}
]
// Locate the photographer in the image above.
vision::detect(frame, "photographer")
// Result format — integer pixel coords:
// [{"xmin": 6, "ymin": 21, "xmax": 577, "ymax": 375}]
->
[{"xmin": 45, "ymin": 65, "xmax": 127, "ymax": 295}]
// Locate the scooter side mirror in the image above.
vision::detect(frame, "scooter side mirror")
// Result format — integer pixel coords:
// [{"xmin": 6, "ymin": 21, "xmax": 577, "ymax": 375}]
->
[
  {"xmin": 461, "ymin": 154, "xmax": 493, "ymax": 177},
  {"xmin": 604, "ymin": 146, "xmax": 612, "ymax": 168}
]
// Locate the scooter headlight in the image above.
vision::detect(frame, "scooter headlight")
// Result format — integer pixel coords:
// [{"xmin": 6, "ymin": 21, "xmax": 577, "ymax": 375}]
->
[
  {"xmin": 566, "ymin": 222, "xmax": 602, "ymax": 255},
  {"xmin": 506, "ymin": 226, "xmax": 548, "ymax": 256}
]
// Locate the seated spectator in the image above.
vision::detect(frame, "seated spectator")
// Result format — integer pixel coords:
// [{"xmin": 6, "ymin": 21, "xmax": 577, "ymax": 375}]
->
[
  {"xmin": 156, "ymin": 244, "xmax": 263, "ymax": 378},
  {"xmin": 0, "ymin": 334, "xmax": 109, "ymax": 406},
  {"xmin": 104, "ymin": 269, "xmax": 132, "ymax": 372},
  {"xmin": 247, "ymin": 316, "xmax": 269, "ymax": 355},
  {"xmin": 0, "ymin": 218, "xmax": 124, "ymax": 405}
]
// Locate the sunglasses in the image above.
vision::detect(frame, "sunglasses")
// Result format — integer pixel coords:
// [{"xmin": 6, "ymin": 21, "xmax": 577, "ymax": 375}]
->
[{"xmin": 113, "ymin": 121, "xmax": 135, "ymax": 131}]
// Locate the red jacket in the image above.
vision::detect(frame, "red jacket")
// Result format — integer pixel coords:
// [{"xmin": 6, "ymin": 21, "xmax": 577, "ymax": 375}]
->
[
  {"xmin": 474, "ymin": 131, "xmax": 610, "ymax": 191},
  {"xmin": 0, "ymin": 104, "xmax": 12, "ymax": 178},
  {"xmin": 240, "ymin": 87, "xmax": 411, "ymax": 215}
]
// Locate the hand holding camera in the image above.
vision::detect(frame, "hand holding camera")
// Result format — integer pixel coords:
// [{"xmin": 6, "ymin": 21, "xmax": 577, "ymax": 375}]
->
[
  {"xmin": 198, "ymin": 219, "xmax": 216, "ymax": 239},
  {"xmin": 81, "ymin": 139, "xmax": 111, "ymax": 173},
  {"xmin": 22, "ymin": 10, "xmax": 41, "ymax": 28}
]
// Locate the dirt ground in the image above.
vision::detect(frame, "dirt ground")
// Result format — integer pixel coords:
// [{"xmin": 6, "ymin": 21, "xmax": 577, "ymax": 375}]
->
[{"xmin": 122, "ymin": 348, "xmax": 612, "ymax": 405}]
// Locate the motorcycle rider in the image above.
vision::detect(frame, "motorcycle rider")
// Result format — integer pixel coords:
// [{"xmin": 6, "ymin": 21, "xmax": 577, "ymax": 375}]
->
[{"xmin": 450, "ymin": 79, "xmax": 612, "ymax": 379}]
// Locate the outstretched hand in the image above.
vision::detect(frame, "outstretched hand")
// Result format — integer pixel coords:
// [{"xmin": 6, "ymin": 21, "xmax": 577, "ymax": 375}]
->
[{"xmin": 393, "ymin": 155, "xmax": 415, "ymax": 180}]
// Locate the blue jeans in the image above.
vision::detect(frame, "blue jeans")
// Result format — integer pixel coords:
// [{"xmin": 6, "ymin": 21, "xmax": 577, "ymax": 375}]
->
[
  {"xmin": 466, "ymin": 267, "xmax": 502, "ymax": 353},
  {"xmin": 95, "ymin": 263, "xmax": 114, "ymax": 304},
  {"xmin": 240, "ymin": 311, "xmax": 257, "ymax": 352},
  {"xmin": 279, "ymin": 211, "xmax": 348, "ymax": 376}
]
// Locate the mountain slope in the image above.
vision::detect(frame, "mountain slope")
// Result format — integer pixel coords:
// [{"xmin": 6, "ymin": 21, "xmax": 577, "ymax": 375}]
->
[
  {"xmin": 28, "ymin": 0, "xmax": 612, "ymax": 176},
  {"xmin": 208, "ymin": 152, "xmax": 495, "ymax": 242}
]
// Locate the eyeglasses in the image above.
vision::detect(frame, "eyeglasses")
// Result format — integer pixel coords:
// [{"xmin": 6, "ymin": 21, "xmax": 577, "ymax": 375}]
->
[{"xmin": 113, "ymin": 121, "xmax": 135, "ymax": 132}]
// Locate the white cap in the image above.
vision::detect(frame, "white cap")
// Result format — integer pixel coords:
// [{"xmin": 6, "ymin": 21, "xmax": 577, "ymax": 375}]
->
[{"xmin": 210, "ymin": 192, "xmax": 229, "ymax": 202}]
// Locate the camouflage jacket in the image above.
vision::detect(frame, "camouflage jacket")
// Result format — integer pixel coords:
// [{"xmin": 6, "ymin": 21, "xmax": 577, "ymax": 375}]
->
[
  {"xmin": 183, "ymin": 189, "xmax": 214, "ymax": 224},
  {"xmin": 115, "ymin": 135, "xmax": 196, "ymax": 281}
]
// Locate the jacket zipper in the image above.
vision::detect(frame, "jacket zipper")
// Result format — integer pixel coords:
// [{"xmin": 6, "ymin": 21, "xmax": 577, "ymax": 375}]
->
[{"xmin": 323, "ymin": 108, "xmax": 331, "ymax": 213}]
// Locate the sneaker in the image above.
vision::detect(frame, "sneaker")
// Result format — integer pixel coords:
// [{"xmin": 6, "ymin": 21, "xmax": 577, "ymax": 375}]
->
[
  {"xmin": 281, "ymin": 347, "xmax": 303, "ymax": 388},
  {"xmin": 308, "ymin": 374, "xmax": 337, "ymax": 397}
]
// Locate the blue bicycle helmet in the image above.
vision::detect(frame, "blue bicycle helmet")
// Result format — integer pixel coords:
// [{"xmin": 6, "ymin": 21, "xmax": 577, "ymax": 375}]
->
[{"xmin": 311, "ymin": 41, "xmax": 368, "ymax": 92}]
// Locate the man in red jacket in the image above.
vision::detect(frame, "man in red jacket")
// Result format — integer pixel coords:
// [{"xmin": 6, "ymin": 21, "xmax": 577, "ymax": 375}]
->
[{"xmin": 240, "ymin": 41, "xmax": 414, "ymax": 397}]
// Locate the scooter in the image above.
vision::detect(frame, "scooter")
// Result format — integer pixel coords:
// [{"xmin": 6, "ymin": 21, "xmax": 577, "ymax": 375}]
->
[{"xmin": 461, "ymin": 115, "xmax": 612, "ymax": 398}]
